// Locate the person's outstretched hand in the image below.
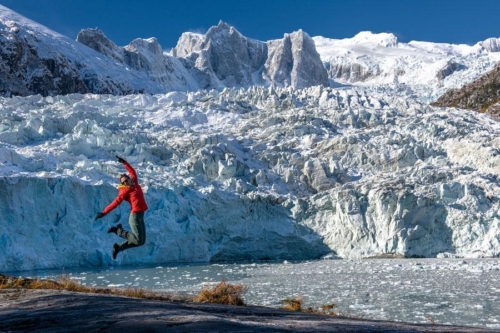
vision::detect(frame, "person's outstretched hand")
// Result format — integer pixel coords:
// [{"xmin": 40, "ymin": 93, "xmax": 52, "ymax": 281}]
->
[
  {"xmin": 95, "ymin": 212, "xmax": 105, "ymax": 220},
  {"xmin": 116, "ymin": 155, "xmax": 126, "ymax": 164}
]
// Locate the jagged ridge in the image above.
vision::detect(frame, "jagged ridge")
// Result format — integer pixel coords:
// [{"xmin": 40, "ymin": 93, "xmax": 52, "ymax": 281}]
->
[{"xmin": 0, "ymin": 5, "xmax": 329, "ymax": 97}]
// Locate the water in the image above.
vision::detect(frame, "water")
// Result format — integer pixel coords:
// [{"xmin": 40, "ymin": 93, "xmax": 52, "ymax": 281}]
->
[{"xmin": 16, "ymin": 258, "xmax": 500, "ymax": 329}]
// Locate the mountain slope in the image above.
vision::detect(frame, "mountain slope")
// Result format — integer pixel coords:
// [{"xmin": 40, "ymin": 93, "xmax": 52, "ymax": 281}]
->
[
  {"xmin": 2, "ymin": 4, "xmax": 500, "ymax": 100},
  {"xmin": 76, "ymin": 28, "xmax": 199, "ymax": 91},
  {"xmin": 0, "ymin": 5, "xmax": 165, "ymax": 96},
  {"xmin": 431, "ymin": 63, "xmax": 500, "ymax": 115}
]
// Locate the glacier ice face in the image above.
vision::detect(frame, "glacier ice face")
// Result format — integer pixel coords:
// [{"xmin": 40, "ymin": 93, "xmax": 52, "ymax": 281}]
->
[
  {"xmin": 477, "ymin": 37, "xmax": 500, "ymax": 52},
  {"xmin": 1, "ymin": 86, "xmax": 500, "ymax": 271},
  {"xmin": 0, "ymin": 175, "xmax": 329, "ymax": 271},
  {"xmin": 2, "ymin": 4, "xmax": 500, "ymax": 272}
]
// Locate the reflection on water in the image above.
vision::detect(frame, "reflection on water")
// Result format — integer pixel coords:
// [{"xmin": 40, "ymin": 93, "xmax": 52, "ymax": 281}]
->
[{"xmin": 17, "ymin": 258, "xmax": 500, "ymax": 329}]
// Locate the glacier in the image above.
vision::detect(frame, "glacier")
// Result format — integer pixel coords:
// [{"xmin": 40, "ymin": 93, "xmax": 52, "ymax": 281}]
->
[
  {"xmin": 2, "ymin": 84, "xmax": 500, "ymax": 272},
  {"xmin": 2, "ymin": 4, "xmax": 500, "ymax": 272}
]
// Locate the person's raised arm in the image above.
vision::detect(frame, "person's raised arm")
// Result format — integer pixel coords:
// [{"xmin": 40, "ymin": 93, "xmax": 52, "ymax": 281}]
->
[{"xmin": 116, "ymin": 155, "xmax": 138, "ymax": 183}]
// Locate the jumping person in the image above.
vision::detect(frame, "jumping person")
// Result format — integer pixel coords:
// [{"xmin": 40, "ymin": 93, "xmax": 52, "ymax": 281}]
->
[{"xmin": 95, "ymin": 156, "xmax": 148, "ymax": 260}]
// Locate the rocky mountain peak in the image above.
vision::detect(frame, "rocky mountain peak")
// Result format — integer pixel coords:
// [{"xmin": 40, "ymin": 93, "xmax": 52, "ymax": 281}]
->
[
  {"xmin": 170, "ymin": 32, "xmax": 203, "ymax": 57},
  {"xmin": 126, "ymin": 37, "xmax": 162, "ymax": 54},
  {"xmin": 76, "ymin": 28, "xmax": 124, "ymax": 62},
  {"xmin": 172, "ymin": 21, "xmax": 248, "ymax": 58},
  {"xmin": 283, "ymin": 29, "xmax": 308, "ymax": 46},
  {"xmin": 265, "ymin": 29, "xmax": 329, "ymax": 88},
  {"xmin": 171, "ymin": 22, "xmax": 328, "ymax": 89},
  {"xmin": 125, "ymin": 37, "xmax": 164, "ymax": 66},
  {"xmin": 207, "ymin": 20, "xmax": 237, "ymax": 36}
]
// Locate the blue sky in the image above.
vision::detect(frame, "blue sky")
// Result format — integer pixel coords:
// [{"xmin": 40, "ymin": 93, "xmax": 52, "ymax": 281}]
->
[{"xmin": 2, "ymin": 0, "xmax": 500, "ymax": 49}]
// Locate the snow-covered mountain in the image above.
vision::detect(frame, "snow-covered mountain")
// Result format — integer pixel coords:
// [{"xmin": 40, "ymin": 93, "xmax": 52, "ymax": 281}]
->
[
  {"xmin": 3, "ymin": 3, "xmax": 500, "ymax": 101},
  {"xmin": 78, "ymin": 21, "xmax": 330, "ymax": 91},
  {"xmin": 0, "ymin": 5, "xmax": 328, "ymax": 97},
  {"xmin": 170, "ymin": 21, "xmax": 329, "ymax": 89},
  {"xmin": 0, "ymin": 5, "xmax": 166, "ymax": 96},
  {"xmin": 75, "ymin": 28, "xmax": 199, "ymax": 91},
  {"xmin": 2, "ymin": 4, "xmax": 500, "ymax": 272},
  {"xmin": 313, "ymin": 31, "xmax": 500, "ymax": 100}
]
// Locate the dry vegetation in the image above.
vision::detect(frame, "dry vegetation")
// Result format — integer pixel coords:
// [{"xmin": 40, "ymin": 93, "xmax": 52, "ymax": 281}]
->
[
  {"xmin": 281, "ymin": 296, "xmax": 304, "ymax": 311},
  {"xmin": 280, "ymin": 295, "xmax": 362, "ymax": 318},
  {"xmin": 0, "ymin": 274, "xmax": 448, "ymax": 327},
  {"xmin": 0, "ymin": 274, "xmax": 186, "ymax": 301},
  {"xmin": 194, "ymin": 279, "xmax": 247, "ymax": 306},
  {"xmin": 0, "ymin": 274, "xmax": 247, "ymax": 306}
]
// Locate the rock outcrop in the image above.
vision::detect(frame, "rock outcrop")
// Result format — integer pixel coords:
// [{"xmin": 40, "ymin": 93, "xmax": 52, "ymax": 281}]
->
[
  {"xmin": 431, "ymin": 63, "xmax": 500, "ymax": 115},
  {"xmin": 0, "ymin": 289, "xmax": 482, "ymax": 333},
  {"xmin": 77, "ymin": 28, "xmax": 197, "ymax": 91},
  {"xmin": 0, "ymin": 21, "xmax": 132, "ymax": 96},
  {"xmin": 264, "ymin": 30, "xmax": 329, "ymax": 88},
  {"xmin": 75, "ymin": 28, "xmax": 124, "ymax": 62},
  {"xmin": 171, "ymin": 22, "xmax": 329, "ymax": 89}
]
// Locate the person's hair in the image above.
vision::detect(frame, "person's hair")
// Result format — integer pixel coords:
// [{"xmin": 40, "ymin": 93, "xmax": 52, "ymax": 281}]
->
[{"xmin": 119, "ymin": 173, "xmax": 129, "ymax": 183}]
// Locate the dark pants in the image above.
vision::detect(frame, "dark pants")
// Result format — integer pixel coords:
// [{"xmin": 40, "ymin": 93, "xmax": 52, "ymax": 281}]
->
[{"xmin": 116, "ymin": 212, "xmax": 146, "ymax": 252}]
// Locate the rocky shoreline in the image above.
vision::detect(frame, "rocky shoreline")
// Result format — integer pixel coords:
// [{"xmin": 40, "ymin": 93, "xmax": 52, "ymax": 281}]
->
[{"xmin": 0, "ymin": 289, "xmax": 496, "ymax": 332}]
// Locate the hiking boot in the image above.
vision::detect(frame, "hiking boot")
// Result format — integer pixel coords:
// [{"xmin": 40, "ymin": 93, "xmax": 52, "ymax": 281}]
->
[
  {"xmin": 107, "ymin": 223, "xmax": 122, "ymax": 234},
  {"xmin": 112, "ymin": 243, "xmax": 120, "ymax": 260}
]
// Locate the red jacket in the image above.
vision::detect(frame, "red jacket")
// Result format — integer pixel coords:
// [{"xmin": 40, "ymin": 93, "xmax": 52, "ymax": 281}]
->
[{"xmin": 102, "ymin": 161, "xmax": 148, "ymax": 215}]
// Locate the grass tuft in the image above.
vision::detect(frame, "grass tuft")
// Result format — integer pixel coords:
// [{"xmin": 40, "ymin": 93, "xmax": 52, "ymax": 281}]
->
[
  {"xmin": 281, "ymin": 296, "xmax": 303, "ymax": 311},
  {"xmin": 195, "ymin": 279, "xmax": 247, "ymax": 306},
  {"xmin": 318, "ymin": 303, "xmax": 338, "ymax": 315},
  {"xmin": 280, "ymin": 296, "xmax": 354, "ymax": 317}
]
